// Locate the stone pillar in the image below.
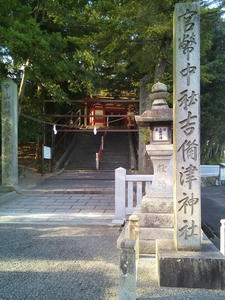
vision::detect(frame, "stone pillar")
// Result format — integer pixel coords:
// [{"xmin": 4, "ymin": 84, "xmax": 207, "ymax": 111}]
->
[
  {"xmin": 129, "ymin": 215, "xmax": 140, "ymax": 260},
  {"xmin": 1, "ymin": 78, "xmax": 18, "ymax": 188},
  {"xmin": 118, "ymin": 239, "xmax": 136, "ymax": 300},
  {"xmin": 146, "ymin": 145, "xmax": 173, "ymax": 198},
  {"xmin": 173, "ymin": 3, "xmax": 201, "ymax": 251}
]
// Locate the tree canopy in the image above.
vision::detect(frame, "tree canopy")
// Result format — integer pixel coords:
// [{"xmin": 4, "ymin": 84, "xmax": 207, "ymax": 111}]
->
[{"xmin": 0, "ymin": 0, "xmax": 225, "ymax": 163}]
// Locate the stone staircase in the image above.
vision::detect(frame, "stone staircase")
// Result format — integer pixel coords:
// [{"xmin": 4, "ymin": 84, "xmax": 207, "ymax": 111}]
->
[
  {"xmin": 100, "ymin": 132, "xmax": 129, "ymax": 170},
  {"xmin": 64, "ymin": 132, "xmax": 102, "ymax": 170},
  {"xmin": 63, "ymin": 132, "xmax": 130, "ymax": 171}
]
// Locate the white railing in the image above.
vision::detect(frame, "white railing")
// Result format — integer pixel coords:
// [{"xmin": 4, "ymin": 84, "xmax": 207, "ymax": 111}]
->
[
  {"xmin": 114, "ymin": 164, "xmax": 225, "ymax": 224},
  {"xmin": 114, "ymin": 167, "xmax": 153, "ymax": 222},
  {"xmin": 200, "ymin": 165, "xmax": 220, "ymax": 177}
]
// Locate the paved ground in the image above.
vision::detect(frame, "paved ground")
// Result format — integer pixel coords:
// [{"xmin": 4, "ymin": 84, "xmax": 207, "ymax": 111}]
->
[
  {"xmin": 19, "ymin": 170, "xmax": 115, "ymax": 193},
  {"xmin": 0, "ymin": 170, "xmax": 115, "ymax": 225},
  {"xmin": 0, "ymin": 193, "xmax": 115, "ymax": 225},
  {"xmin": 202, "ymin": 185, "xmax": 225, "ymax": 240},
  {"xmin": 1, "ymin": 173, "xmax": 225, "ymax": 299}
]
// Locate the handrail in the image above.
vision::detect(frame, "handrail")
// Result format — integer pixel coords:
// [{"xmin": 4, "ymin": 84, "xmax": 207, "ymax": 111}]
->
[
  {"xmin": 114, "ymin": 167, "xmax": 153, "ymax": 222},
  {"xmin": 96, "ymin": 132, "xmax": 107, "ymax": 170}
]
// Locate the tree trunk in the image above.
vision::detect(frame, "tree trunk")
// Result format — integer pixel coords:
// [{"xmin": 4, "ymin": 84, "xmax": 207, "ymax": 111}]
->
[
  {"xmin": 18, "ymin": 58, "xmax": 30, "ymax": 115},
  {"xmin": 138, "ymin": 75, "xmax": 153, "ymax": 174},
  {"xmin": 139, "ymin": 75, "xmax": 151, "ymax": 113},
  {"xmin": 154, "ymin": 39, "xmax": 170, "ymax": 82}
]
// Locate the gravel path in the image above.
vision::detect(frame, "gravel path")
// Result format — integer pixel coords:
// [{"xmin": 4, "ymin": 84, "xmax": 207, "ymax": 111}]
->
[
  {"xmin": 1, "ymin": 223, "xmax": 225, "ymax": 300},
  {"xmin": 0, "ymin": 224, "xmax": 120, "ymax": 300}
]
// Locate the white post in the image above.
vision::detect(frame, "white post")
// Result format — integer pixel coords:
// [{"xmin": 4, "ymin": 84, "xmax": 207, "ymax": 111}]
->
[
  {"xmin": 220, "ymin": 219, "xmax": 225, "ymax": 255},
  {"xmin": 96, "ymin": 153, "xmax": 99, "ymax": 170},
  {"xmin": 219, "ymin": 164, "xmax": 225, "ymax": 182},
  {"xmin": 101, "ymin": 136, "xmax": 104, "ymax": 150},
  {"xmin": 114, "ymin": 167, "xmax": 126, "ymax": 222}
]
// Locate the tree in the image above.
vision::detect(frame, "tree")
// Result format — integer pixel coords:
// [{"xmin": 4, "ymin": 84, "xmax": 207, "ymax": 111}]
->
[
  {"xmin": 0, "ymin": 0, "xmax": 101, "ymax": 109},
  {"xmin": 1, "ymin": 0, "xmax": 225, "ymax": 164},
  {"xmin": 200, "ymin": 4, "xmax": 225, "ymax": 163}
]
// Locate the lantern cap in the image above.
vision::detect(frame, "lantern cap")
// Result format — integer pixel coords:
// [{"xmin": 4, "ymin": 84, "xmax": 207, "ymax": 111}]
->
[{"xmin": 135, "ymin": 82, "xmax": 172, "ymax": 125}]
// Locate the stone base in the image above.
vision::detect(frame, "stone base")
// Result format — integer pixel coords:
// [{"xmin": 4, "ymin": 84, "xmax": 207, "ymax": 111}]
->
[
  {"xmin": 133, "ymin": 195, "xmax": 174, "ymax": 255},
  {"xmin": 140, "ymin": 238, "xmax": 175, "ymax": 254},
  {"xmin": 140, "ymin": 239, "xmax": 156, "ymax": 254},
  {"xmin": 140, "ymin": 227, "xmax": 173, "ymax": 240},
  {"xmin": 156, "ymin": 239, "xmax": 225, "ymax": 290},
  {"xmin": 137, "ymin": 196, "xmax": 173, "ymax": 213},
  {"xmin": 0, "ymin": 185, "xmax": 17, "ymax": 192},
  {"xmin": 137, "ymin": 213, "xmax": 173, "ymax": 228}
]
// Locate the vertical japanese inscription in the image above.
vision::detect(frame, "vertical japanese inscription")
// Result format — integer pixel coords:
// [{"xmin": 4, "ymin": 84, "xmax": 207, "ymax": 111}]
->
[{"xmin": 173, "ymin": 3, "xmax": 201, "ymax": 250}]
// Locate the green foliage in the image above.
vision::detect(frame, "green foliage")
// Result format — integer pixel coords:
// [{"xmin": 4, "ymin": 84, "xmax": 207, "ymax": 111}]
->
[
  {"xmin": 140, "ymin": 128, "xmax": 150, "ymax": 144},
  {"xmin": 0, "ymin": 0, "xmax": 224, "ymax": 163},
  {"xmin": 200, "ymin": 7, "xmax": 225, "ymax": 163},
  {"xmin": 0, "ymin": 0, "xmax": 101, "ymax": 102}
]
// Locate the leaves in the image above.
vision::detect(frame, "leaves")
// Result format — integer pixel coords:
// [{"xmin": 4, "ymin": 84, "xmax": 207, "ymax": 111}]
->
[
  {"xmin": 200, "ymin": 8, "xmax": 225, "ymax": 163},
  {"xmin": 0, "ymin": 0, "xmax": 224, "ymax": 160}
]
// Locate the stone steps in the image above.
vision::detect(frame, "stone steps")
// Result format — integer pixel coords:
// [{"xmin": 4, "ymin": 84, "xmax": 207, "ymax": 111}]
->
[
  {"xmin": 137, "ymin": 213, "xmax": 174, "ymax": 228},
  {"xmin": 140, "ymin": 227, "xmax": 174, "ymax": 240},
  {"xmin": 65, "ymin": 133, "xmax": 103, "ymax": 170},
  {"xmin": 139, "ymin": 228, "xmax": 174, "ymax": 254},
  {"xmin": 100, "ymin": 132, "xmax": 129, "ymax": 170}
]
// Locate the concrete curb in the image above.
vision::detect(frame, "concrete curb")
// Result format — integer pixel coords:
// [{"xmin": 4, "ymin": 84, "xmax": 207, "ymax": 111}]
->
[
  {"xmin": 18, "ymin": 189, "xmax": 115, "ymax": 194},
  {"xmin": 0, "ymin": 219, "xmax": 120, "ymax": 226}
]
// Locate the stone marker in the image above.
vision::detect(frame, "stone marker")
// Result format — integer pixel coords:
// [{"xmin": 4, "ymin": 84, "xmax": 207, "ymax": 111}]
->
[
  {"xmin": 118, "ymin": 239, "xmax": 136, "ymax": 300},
  {"xmin": 173, "ymin": 2, "xmax": 201, "ymax": 251},
  {"xmin": 1, "ymin": 78, "xmax": 18, "ymax": 188},
  {"xmin": 156, "ymin": 3, "xmax": 225, "ymax": 290}
]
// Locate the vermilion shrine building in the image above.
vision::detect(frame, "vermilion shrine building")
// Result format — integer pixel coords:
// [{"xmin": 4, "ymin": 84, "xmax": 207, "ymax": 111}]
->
[{"xmin": 45, "ymin": 96, "xmax": 138, "ymax": 130}]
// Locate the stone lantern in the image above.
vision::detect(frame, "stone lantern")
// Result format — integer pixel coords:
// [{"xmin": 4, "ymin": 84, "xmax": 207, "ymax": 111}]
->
[
  {"xmin": 136, "ymin": 82, "xmax": 173, "ymax": 198},
  {"xmin": 134, "ymin": 82, "xmax": 174, "ymax": 254}
]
